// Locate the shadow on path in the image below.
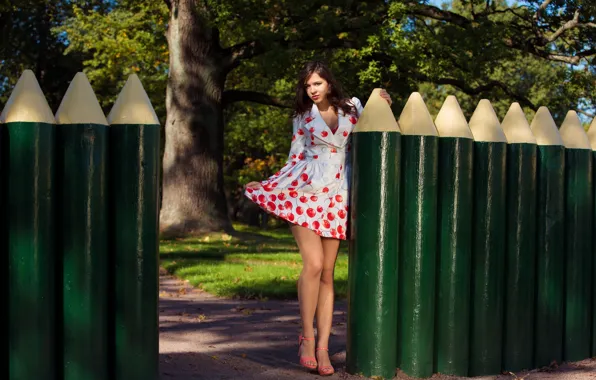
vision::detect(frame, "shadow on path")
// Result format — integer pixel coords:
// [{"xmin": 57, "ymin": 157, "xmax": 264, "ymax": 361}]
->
[{"xmin": 159, "ymin": 273, "xmax": 596, "ymax": 380}]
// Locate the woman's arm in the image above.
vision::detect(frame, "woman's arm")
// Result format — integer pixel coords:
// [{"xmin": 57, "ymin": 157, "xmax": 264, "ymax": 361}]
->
[{"xmin": 286, "ymin": 115, "xmax": 307, "ymax": 163}]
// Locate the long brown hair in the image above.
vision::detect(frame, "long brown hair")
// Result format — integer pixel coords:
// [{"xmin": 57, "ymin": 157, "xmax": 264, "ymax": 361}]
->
[{"xmin": 292, "ymin": 61, "xmax": 356, "ymax": 118}]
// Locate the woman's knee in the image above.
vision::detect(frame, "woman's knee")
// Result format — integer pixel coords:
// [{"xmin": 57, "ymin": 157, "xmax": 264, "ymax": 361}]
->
[
  {"xmin": 302, "ymin": 259, "xmax": 323, "ymax": 278},
  {"xmin": 320, "ymin": 268, "xmax": 335, "ymax": 285}
]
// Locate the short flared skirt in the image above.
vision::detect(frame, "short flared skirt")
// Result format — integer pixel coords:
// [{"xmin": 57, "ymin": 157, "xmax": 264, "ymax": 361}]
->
[{"xmin": 244, "ymin": 158, "xmax": 349, "ymax": 240}]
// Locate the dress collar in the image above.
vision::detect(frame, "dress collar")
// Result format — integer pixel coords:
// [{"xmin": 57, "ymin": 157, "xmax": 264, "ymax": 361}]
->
[{"xmin": 305, "ymin": 103, "xmax": 358, "ymax": 148}]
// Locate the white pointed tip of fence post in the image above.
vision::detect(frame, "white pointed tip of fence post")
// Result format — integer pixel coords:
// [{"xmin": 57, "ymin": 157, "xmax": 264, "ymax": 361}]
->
[
  {"xmin": 500, "ymin": 102, "xmax": 536, "ymax": 144},
  {"xmin": 0, "ymin": 69, "xmax": 55, "ymax": 123},
  {"xmin": 586, "ymin": 117, "xmax": 596, "ymax": 151},
  {"xmin": 397, "ymin": 92, "xmax": 438, "ymax": 136},
  {"xmin": 353, "ymin": 88, "xmax": 400, "ymax": 133},
  {"xmin": 529, "ymin": 106, "xmax": 564, "ymax": 146},
  {"xmin": 107, "ymin": 74, "xmax": 160, "ymax": 125},
  {"xmin": 559, "ymin": 110, "xmax": 591, "ymax": 149},
  {"xmin": 434, "ymin": 95, "xmax": 473, "ymax": 138},
  {"xmin": 55, "ymin": 72, "xmax": 108, "ymax": 125},
  {"xmin": 468, "ymin": 99, "xmax": 507, "ymax": 142}
]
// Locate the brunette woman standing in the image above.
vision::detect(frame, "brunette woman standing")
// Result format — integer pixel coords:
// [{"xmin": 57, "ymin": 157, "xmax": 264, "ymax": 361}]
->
[{"xmin": 245, "ymin": 61, "xmax": 392, "ymax": 376}]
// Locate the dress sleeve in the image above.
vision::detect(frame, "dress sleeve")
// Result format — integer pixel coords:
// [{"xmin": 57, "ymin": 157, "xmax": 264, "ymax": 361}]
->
[
  {"xmin": 287, "ymin": 115, "xmax": 307, "ymax": 162},
  {"xmin": 344, "ymin": 97, "xmax": 362, "ymax": 191},
  {"xmin": 265, "ymin": 115, "xmax": 306, "ymax": 183},
  {"xmin": 351, "ymin": 97, "xmax": 364, "ymax": 117}
]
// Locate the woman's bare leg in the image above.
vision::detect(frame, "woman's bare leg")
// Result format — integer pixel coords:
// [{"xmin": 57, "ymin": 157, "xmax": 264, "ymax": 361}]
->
[
  {"xmin": 291, "ymin": 225, "xmax": 324, "ymax": 367},
  {"xmin": 315, "ymin": 237, "xmax": 340, "ymax": 368}
]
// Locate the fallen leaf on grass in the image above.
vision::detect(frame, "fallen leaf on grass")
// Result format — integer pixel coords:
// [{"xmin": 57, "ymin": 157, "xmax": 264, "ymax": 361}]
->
[
  {"xmin": 211, "ymin": 355, "xmax": 218, "ymax": 360},
  {"xmin": 241, "ymin": 353, "xmax": 247, "ymax": 358},
  {"xmin": 197, "ymin": 314, "xmax": 207, "ymax": 322},
  {"xmin": 178, "ymin": 288, "xmax": 187, "ymax": 295}
]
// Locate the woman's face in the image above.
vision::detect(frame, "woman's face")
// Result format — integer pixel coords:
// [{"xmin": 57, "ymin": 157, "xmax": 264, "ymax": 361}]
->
[{"xmin": 305, "ymin": 73, "xmax": 329, "ymax": 104}]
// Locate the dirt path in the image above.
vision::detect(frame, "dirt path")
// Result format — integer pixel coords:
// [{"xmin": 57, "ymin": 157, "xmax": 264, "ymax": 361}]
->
[{"xmin": 159, "ymin": 272, "xmax": 596, "ymax": 380}]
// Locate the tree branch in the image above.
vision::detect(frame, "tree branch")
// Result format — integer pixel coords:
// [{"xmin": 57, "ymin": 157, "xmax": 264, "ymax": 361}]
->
[
  {"xmin": 222, "ymin": 40, "xmax": 265, "ymax": 72},
  {"xmin": 534, "ymin": 0, "xmax": 553, "ymax": 21},
  {"xmin": 223, "ymin": 90, "xmax": 291, "ymax": 108},
  {"xmin": 545, "ymin": 9, "xmax": 580, "ymax": 42},
  {"xmin": 408, "ymin": 2, "xmax": 594, "ymax": 64},
  {"xmin": 222, "ymin": 19, "xmax": 363, "ymax": 73},
  {"xmin": 411, "ymin": 72, "xmax": 537, "ymax": 109},
  {"xmin": 406, "ymin": 2, "xmax": 471, "ymax": 27},
  {"xmin": 577, "ymin": 109, "xmax": 595, "ymax": 119}
]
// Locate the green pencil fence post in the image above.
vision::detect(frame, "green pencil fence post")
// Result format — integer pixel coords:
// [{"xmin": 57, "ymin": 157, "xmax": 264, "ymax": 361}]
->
[
  {"xmin": 3, "ymin": 70, "xmax": 57, "ymax": 380},
  {"xmin": 530, "ymin": 107, "xmax": 566, "ymax": 367},
  {"xmin": 432, "ymin": 95, "xmax": 473, "ymax": 377},
  {"xmin": 500, "ymin": 103, "xmax": 538, "ymax": 372},
  {"xmin": 107, "ymin": 74, "xmax": 161, "ymax": 380},
  {"xmin": 588, "ymin": 116, "xmax": 596, "ymax": 359},
  {"xmin": 346, "ymin": 89, "xmax": 401, "ymax": 379},
  {"xmin": 397, "ymin": 92, "xmax": 439, "ymax": 379},
  {"xmin": 559, "ymin": 111, "xmax": 593, "ymax": 362},
  {"xmin": 56, "ymin": 72, "xmax": 110, "ymax": 380},
  {"xmin": 467, "ymin": 99, "xmax": 507, "ymax": 376}
]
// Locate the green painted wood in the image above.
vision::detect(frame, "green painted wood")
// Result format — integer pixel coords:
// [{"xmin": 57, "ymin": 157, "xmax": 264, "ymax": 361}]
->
[
  {"xmin": 503, "ymin": 143, "xmax": 537, "ymax": 372},
  {"xmin": 110, "ymin": 124, "xmax": 161, "ymax": 380},
  {"xmin": 593, "ymin": 151, "xmax": 596, "ymax": 359},
  {"xmin": 347, "ymin": 131, "xmax": 400, "ymax": 378},
  {"xmin": 398, "ymin": 135, "xmax": 438, "ymax": 379},
  {"xmin": 57, "ymin": 123, "xmax": 109, "ymax": 380},
  {"xmin": 6, "ymin": 122, "xmax": 56, "ymax": 380},
  {"xmin": 563, "ymin": 148, "xmax": 593, "ymax": 362},
  {"xmin": 534, "ymin": 145, "xmax": 565, "ymax": 368},
  {"xmin": 469, "ymin": 141, "xmax": 507, "ymax": 377},
  {"xmin": 0, "ymin": 124, "xmax": 6, "ymax": 377},
  {"xmin": 434, "ymin": 137, "xmax": 473, "ymax": 376}
]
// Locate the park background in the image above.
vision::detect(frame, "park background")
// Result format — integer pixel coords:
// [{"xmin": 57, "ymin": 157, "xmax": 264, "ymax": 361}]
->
[{"xmin": 1, "ymin": 0, "xmax": 594, "ymax": 301}]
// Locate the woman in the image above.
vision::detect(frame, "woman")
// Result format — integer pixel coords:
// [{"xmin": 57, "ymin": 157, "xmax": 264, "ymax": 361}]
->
[{"xmin": 244, "ymin": 61, "xmax": 392, "ymax": 376}]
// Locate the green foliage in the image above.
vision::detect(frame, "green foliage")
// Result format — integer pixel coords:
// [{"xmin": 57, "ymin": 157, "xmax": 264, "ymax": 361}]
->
[
  {"xmin": 52, "ymin": 1, "xmax": 169, "ymax": 122},
  {"xmin": 7, "ymin": 0, "xmax": 593, "ymax": 228},
  {"xmin": 0, "ymin": 0, "xmax": 89, "ymax": 110}
]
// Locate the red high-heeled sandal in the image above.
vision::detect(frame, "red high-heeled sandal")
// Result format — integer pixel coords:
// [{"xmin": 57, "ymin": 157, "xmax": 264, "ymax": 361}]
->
[
  {"xmin": 298, "ymin": 335, "xmax": 317, "ymax": 369},
  {"xmin": 316, "ymin": 347, "xmax": 335, "ymax": 376}
]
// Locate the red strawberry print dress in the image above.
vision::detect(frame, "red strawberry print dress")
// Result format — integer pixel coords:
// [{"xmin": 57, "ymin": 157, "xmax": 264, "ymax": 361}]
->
[{"xmin": 245, "ymin": 97, "xmax": 363, "ymax": 240}]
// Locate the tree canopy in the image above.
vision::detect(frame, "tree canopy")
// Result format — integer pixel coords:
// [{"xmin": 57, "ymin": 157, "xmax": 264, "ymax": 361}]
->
[{"xmin": 2, "ymin": 0, "xmax": 594, "ymax": 234}]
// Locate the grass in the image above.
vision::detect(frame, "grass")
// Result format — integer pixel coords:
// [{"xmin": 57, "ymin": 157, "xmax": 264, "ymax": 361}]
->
[{"xmin": 160, "ymin": 223, "xmax": 349, "ymax": 300}]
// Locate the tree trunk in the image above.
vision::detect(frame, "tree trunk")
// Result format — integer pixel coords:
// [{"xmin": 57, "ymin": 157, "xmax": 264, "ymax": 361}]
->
[{"xmin": 160, "ymin": 0, "xmax": 231, "ymax": 237}]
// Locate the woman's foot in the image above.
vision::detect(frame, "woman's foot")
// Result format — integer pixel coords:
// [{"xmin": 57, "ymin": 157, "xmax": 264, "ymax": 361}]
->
[
  {"xmin": 298, "ymin": 336, "xmax": 317, "ymax": 369},
  {"xmin": 315, "ymin": 347, "xmax": 335, "ymax": 376}
]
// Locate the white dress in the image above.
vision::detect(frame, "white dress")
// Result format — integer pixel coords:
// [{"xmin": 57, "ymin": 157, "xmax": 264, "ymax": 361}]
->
[{"xmin": 245, "ymin": 97, "xmax": 363, "ymax": 240}]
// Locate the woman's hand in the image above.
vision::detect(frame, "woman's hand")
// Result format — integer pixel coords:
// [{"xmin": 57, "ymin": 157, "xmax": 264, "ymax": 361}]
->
[
  {"xmin": 244, "ymin": 181, "xmax": 261, "ymax": 190},
  {"xmin": 379, "ymin": 89, "xmax": 392, "ymax": 106}
]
